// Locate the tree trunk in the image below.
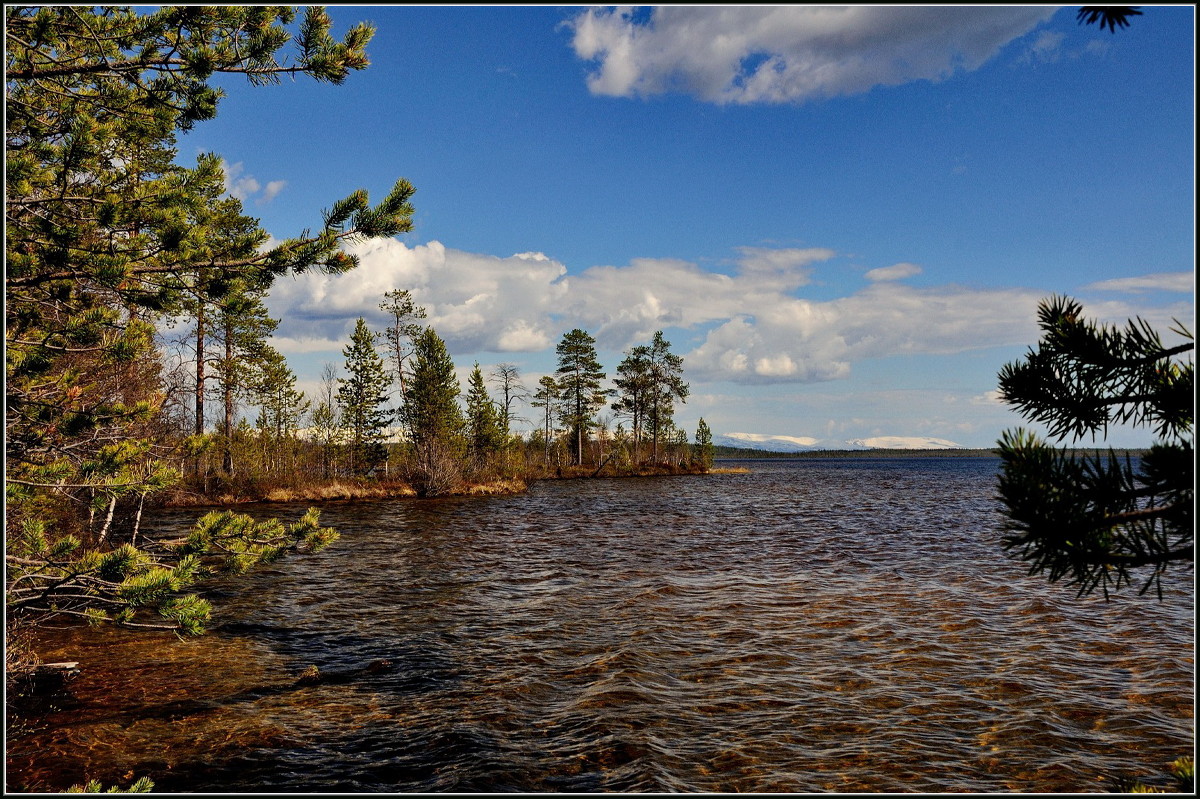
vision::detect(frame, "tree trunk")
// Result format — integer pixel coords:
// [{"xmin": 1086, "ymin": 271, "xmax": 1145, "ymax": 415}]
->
[
  {"xmin": 223, "ymin": 319, "xmax": 234, "ymax": 476},
  {"xmin": 195, "ymin": 304, "xmax": 205, "ymax": 437}
]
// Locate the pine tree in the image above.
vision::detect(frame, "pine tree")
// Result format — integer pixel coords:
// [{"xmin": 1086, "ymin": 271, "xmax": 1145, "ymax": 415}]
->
[
  {"xmin": 645, "ymin": 331, "xmax": 689, "ymax": 462},
  {"xmin": 613, "ymin": 345, "xmax": 652, "ymax": 461},
  {"xmin": 378, "ymin": 288, "xmax": 427, "ymax": 401},
  {"xmin": 996, "ymin": 295, "xmax": 1193, "ymax": 598},
  {"xmin": 693, "ymin": 418, "xmax": 715, "ymax": 471},
  {"xmin": 402, "ymin": 327, "xmax": 466, "ymax": 494},
  {"xmin": 251, "ymin": 348, "xmax": 309, "ymax": 440},
  {"xmin": 213, "ymin": 284, "xmax": 281, "ymax": 476},
  {"xmin": 555, "ymin": 329, "xmax": 609, "ymax": 465},
  {"xmin": 337, "ymin": 318, "xmax": 393, "ymax": 476},
  {"xmin": 531, "ymin": 375, "xmax": 561, "ymax": 465},
  {"xmin": 464, "ymin": 363, "xmax": 506, "ymax": 471},
  {"xmin": 6, "ymin": 6, "xmax": 399, "ymax": 637}
]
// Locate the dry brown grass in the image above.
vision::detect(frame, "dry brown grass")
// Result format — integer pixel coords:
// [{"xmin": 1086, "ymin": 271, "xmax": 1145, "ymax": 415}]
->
[
  {"xmin": 459, "ymin": 478, "xmax": 529, "ymax": 496},
  {"xmin": 163, "ymin": 462, "xmax": 729, "ymax": 507},
  {"xmin": 261, "ymin": 482, "xmax": 417, "ymax": 502}
]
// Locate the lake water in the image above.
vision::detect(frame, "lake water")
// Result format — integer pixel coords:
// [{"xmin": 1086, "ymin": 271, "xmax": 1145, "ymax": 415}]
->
[{"xmin": 7, "ymin": 458, "xmax": 1194, "ymax": 792}]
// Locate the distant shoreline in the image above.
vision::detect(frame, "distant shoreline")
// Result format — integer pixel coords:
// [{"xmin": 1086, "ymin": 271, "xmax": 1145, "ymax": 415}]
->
[{"xmin": 715, "ymin": 447, "xmax": 1149, "ymax": 460}]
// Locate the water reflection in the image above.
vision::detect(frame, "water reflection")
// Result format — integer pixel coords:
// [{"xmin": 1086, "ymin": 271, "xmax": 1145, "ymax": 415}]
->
[{"xmin": 8, "ymin": 459, "xmax": 1194, "ymax": 792}]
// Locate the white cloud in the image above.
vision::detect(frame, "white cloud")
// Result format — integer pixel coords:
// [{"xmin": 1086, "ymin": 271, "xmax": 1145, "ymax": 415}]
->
[
  {"xmin": 568, "ymin": 6, "xmax": 1057, "ymax": 105},
  {"xmin": 865, "ymin": 261, "xmax": 922, "ymax": 282},
  {"xmin": 1083, "ymin": 271, "xmax": 1195, "ymax": 294},
  {"xmin": 734, "ymin": 246, "xmax": 832, "ymax": 290},
  {"xmin": 683, "ymin": 280, "xmax": 1046, "ymax": 384},
  {"xmin": 263, "ymin": 239, "xmax": 1192, "ymax": 389},
  {"xmin": 259, "ymin": 180, "xmax": 287, "ymax": 205},
  {"xmin": 265, "ymin": 238, "xmax": 568, "ymax": 355},
  {"xmin": 220, "ymin": 159, "xmax": 286, "ymax": 205}
]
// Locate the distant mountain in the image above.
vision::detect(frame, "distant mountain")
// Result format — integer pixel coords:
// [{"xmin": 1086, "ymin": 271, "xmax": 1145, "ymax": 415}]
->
[
  {"xmin": 847, "ymin": 435, "xmax": 962, "ymax": 450},
  {"xmin": 715, "ymin": 432, "xmax": 962, "ymax": 452}
]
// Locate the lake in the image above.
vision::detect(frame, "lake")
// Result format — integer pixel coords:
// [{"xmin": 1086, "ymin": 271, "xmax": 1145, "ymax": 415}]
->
[{"xmin": 7, "ymin": 458, "xmax": 1194, "ymax": 792}]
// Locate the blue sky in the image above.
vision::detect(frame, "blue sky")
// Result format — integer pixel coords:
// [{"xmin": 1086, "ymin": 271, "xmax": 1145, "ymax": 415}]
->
[{"xmin": 176, "ymin": 5, "xmax": 1195, "ymax": 448}]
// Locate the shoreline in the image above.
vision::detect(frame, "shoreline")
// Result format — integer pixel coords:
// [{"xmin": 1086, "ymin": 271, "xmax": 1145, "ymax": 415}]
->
[{"xmin": 159, "ymin": 463, "xmax": 727, "ymax": 509}]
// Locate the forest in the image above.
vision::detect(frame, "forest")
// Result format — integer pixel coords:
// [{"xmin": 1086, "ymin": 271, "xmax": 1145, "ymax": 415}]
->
[{"xmin": 166, "ymin": 303, "xmax": 716, "ymax": 505}]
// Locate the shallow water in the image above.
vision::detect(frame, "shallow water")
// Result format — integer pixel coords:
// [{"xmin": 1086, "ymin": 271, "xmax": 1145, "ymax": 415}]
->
[{"xmin": 8, "ymin": 458, "xmax": 1194, "ymax": 792}]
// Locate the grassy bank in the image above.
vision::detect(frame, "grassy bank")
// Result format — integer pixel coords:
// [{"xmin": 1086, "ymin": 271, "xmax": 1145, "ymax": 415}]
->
[{"xmin": 161, "ymin": 462, "xmax": 719, "ymax": 508}]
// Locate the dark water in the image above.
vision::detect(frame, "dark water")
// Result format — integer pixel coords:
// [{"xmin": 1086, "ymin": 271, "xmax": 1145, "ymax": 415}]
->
[{"xmin": 8, "ymin": 459, "xmax": 1194, "ymax": 793}]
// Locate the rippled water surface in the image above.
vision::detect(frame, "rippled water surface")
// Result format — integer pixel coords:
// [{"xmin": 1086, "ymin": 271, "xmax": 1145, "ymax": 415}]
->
[{"xmin": 9, "ymin": 459, "xmax": 1194, "ymax": 792}]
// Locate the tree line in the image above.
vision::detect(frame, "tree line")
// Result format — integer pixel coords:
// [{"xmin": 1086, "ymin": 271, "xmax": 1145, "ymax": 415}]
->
[{"xmin": 172, "ymin": 283, "xmax": 718, "ymax": 499}]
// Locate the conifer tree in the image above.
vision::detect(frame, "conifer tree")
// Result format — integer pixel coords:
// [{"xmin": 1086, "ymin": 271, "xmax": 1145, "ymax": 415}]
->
[
  {"xmin": 645, "ymin": 331, "xmax": 689, "ymax": 462},
  {"xmin": 465, "ymin": 363, "xmax": 506, "ymax": 470},
  {"xmin": 613, "ymin": 332, "xmax": 688, "ymax": 463},
  {"xmin": 693, "ymin": 418, "xmax": 715, "ymax": 471},
  {"xmin": 213, "ymin": 284, "xmax": 281, "ymax": 476},
  {"xmin": 996, "ymin": 295, "xmax": 1193, "ymax": 598},
  {"xmin": 378, "ymin": 288, "xmax": 427, "ymax": 401},
  {"xmin": 402, "ymin": 327, "xmax": 466, "ymax": 493},
  {"xmin": 6, "ymin": 6, "xmax": 399, "ymax": 637},
  {"xmin": 531, "ymin": 375, "xmax": 561, "ymax": 465},
  {"xmin": 252, "ymin": 348, "xmax": 310, "ymax": 439},
  {"xmin": 337, "ymin": 318, "xmax": 393, "ymax": 476},
  {"xmin": 555, "ymin": 329, "xmax": 609, "ymax": 465},
  {"xmin": 613, "ymin": 345, "xmax": 653, "ymax": 460}
]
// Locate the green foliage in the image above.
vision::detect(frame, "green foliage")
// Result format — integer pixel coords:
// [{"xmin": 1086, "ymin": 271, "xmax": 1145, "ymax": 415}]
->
[
  {"xmin": 693, "ymin": 418, "xmax": 715, "ymax": 470},
  {"xmin": 645, "ymin": 331, "xmax": 689, "ymax": 461},
  {"xmin": 402, "ymin": 328, "xmax": 466, "ymax": 493},
  {"xmin": 613, "ymin": 331, "xmax": 688, "ymax": 462},
  {"xmin": 402, "ymin": 328, "xmax": 465, "ymax": 446},
  {"xmin": 531, "ymin": 374, "xmax": 562, "ymax": 462},
  {"xmin": 66, "ymin": 776, "xmax": 155, "ymax": 793},
  {"xmin": 252, "ymin": 347, "xmax": 311, "ymax": 439},
  {"xmin": 6, "ymin": 6, "xmax": 406, "ymax": 636},
  {"xmin": 555, "ymin": 329, "xmax": 609, "ymax": 465},
  {"xmin": 1115, "ymin": 756, "xmax": 1194, "ymax": 794},
  {"xmin": 465, "ymin": 363, "xmax": 506, "ymax": 468},
  {"xmin": 377, "ymin": 288, "xmax": 428, "ymax": 394},
  {"xmin": 182, "ymin": 508, "xmax": 339, "ymax": 571},
  {"xmin": 996, "ymin": 296, "xmax": 1193, "ymax": 598},
  {"xmin": 337, "ymin": 318, "xmax": 393, "ymax": 475},
  {"xmin": 8, "ymin": 506, "xmax": 334, "ymax": 634},
  {"xmin": 613, "ymin": 345, "xmax": 653, "ymax": 455}
]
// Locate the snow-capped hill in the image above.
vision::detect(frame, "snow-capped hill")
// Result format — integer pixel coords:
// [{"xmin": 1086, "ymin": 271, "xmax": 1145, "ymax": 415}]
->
[
  {"xmin": 718, "ymin": 432, "xmax": 820, "ymax": 449},
  {"xmin": 715, "ymin": 432, "xmax": 865, "ymax": 452},
  {"xmin": 716, "ymin": 432, "xmax": 963, "ymax": 452},
  {"xmin": 846, "ymin": 436, "xmax": 962, "ymax": 450}
]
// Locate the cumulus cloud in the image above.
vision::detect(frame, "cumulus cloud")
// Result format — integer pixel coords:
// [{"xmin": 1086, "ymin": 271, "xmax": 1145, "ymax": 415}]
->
[
  {"xmin": 568, "ymin": 5, "xmax": 1056, "ymax": 104},
  {"xmin": 684, "ymin": 281, "xmax": 1047, "ymax": 383},
  {"xmin": 265, "ymin": 239, "xmax": 569, "ymax": 355},
  {"xmin": 262, "ymin": 238, "xmax": 1068, "ymax": 386},
  {"xmin": 262, "ymin": 236, "xmax": 1192, "ymax": 388}
]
